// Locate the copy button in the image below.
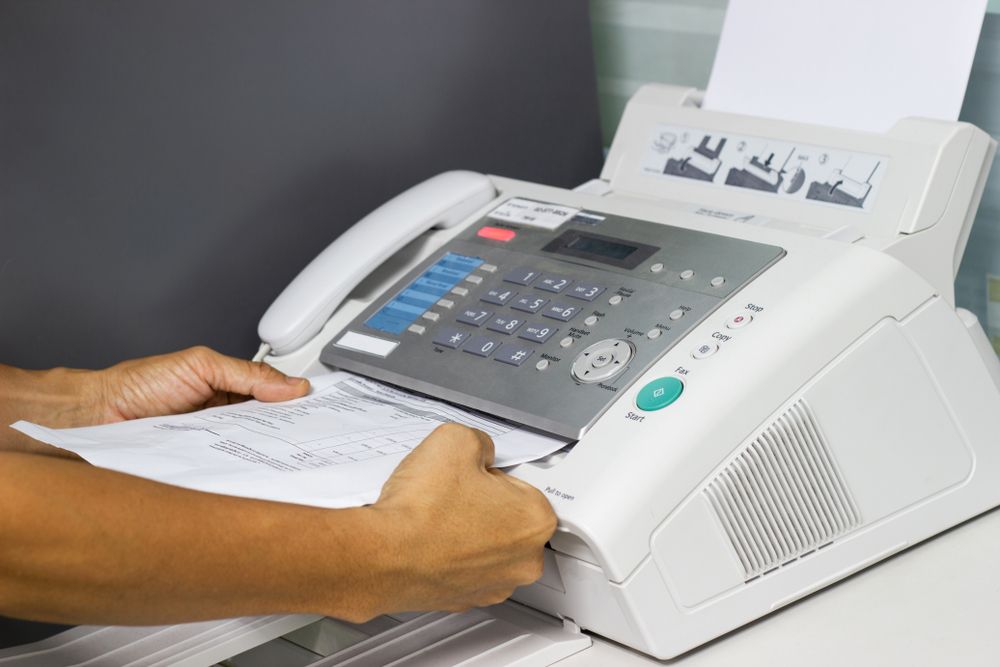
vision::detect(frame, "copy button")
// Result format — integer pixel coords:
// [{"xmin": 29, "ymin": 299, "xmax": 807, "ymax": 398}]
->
[{"xmin": 636, "ymin": 377, "xmax": 684, "ymax": 412}]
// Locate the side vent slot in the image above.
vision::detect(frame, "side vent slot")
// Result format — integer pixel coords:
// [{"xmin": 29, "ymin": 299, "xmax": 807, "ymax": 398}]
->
[{"xmin": 704, "ymin": 400, "xmax": 860, "ymax": 580}]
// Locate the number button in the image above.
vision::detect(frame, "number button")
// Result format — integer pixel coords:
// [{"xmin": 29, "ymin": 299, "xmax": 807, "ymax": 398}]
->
[
  {"xmin": 432, "ymin": 328, "xmax": 470, "ymax": 349},
  {"xmin": 486, "ymin": 315, "xmax": 525, "ymax": 335},
  {"xmin": 518, "ymin": 323, "xmax": 557, "ymax": 343},
  {"xmin": 567, "ymin": 283, "xmax": 606, "ymax": 302},
  {"xmin": 537, "ymin": 275, "xmax": 573, "ymax": 293},
  {"xmin": 456, "ymin": 309, "xmax": 493, "ymax": 326},
  {"xmin": 511, "ymin": 294, "xmax": 549, "ymax": 313},
  {"xmin": 463, "ymin": 336, "xmax": 500, "ymax": 357},
  {"xmin": 494, "ymin": 345, "xmax": 534, "ymax": 366},
  {"xmin": 503, "ymin": 268, "xmax": 541, "ymax": 286},
  {"xmin": 481, "ymin": 287, "xmax": 518, "ymax": 306},
  {"xmin": 542, "ymin": 303, "xmax": 580, "ymax": 322}
]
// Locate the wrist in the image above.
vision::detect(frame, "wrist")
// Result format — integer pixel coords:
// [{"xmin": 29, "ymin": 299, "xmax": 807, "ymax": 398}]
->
[
  {"xmin": 301, "ymin": 505, "xmax": 404, "ymax": 622},
  {"xmin": 0, "ymin": 365, "xmax": 99, "ymax": 428},
  {"xmin": 31, "ymin": 367, "xmax": 104, "ymax": 428}
]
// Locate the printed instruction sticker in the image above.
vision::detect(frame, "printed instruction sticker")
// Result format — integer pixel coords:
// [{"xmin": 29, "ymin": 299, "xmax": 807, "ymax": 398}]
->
[{"xmin": 488, "ymin": 198, "xmax": 580, "ymax": 230}]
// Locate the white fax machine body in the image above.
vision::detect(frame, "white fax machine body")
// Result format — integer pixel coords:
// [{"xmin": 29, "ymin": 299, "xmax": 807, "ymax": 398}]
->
[{"xmin": 253, "ymin": 85, "xmax": 1000, "ymax": 660}]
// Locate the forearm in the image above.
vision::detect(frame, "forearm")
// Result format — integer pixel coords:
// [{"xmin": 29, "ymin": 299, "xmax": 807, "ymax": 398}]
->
[
  {"xmin": 0, "ymin": 452, "xmax": 387, "ymax": 625},
  {"xmin": 0, "ymin": 364, "xmax": 97, "ymax": 456}
]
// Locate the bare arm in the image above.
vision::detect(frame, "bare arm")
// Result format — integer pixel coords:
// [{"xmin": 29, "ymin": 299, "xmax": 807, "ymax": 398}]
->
[
  {"xmin": 0, "ymin": 425, "xmax": 554, "ymax": 626},
  {"xmin": 0, "ymin": 451, "xmax": 380, "ymax": 624}
]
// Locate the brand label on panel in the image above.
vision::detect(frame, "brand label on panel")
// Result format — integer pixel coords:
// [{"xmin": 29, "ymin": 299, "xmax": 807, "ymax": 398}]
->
[{"xmin": 488, "ymin": 198, "xmax": 580, "ymax": 230}]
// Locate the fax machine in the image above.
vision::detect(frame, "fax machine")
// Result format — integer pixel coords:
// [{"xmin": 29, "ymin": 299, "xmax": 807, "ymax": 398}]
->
[
  {"xmin": 8, "ymin": 84, "xmax": 1000, "ymax": 665},
  {"xmin": 244, "ymin": 84, "xmax": 1000, "ymax": 662}
]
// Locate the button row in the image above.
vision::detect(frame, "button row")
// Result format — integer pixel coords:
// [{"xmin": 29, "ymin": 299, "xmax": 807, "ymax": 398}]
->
[
  {"xmin": 432, "ymin": 331, "xmax": 536, "ymax": 367},
  {"xmin": 457, "ymin": 303, "xmax": 580, "ymax": 326},
  {"xmin": 435, "ymin": 319, "xmax": 558, "ymax": 347},
  {"xmin": 502, "ymin": 268, "xmax": 605, "ymax": 301},
  {"xmin": 649, "ymin": 265, "xmax": 726, "ymax": 287}
]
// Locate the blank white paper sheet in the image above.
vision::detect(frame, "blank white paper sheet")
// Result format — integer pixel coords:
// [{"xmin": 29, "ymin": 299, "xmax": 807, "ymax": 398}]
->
[{"xmin": 703, "ymin": 0, "xmax": 987, "ymax": 132}]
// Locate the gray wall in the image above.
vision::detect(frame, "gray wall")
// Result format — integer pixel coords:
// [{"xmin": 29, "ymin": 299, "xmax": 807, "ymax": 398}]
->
[{"xmin": 0, "ymin": 0, "xmax": 603, "ymax": 370}]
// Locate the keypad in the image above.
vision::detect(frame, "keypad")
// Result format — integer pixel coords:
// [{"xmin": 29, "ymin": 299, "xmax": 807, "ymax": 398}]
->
[
  {"xmin": 432, "ymin": 328, "xmax": 470, "ymax": 349},
  {"xmin": 421, "ymin": 258, "xmax": 647, "ymax": 372},
  {"xmin": 537, "ymin": 275, "xmax": 573, "ymax": 293},
  {"xmin": 511, "ymin": 294, "xmax": 549, "ymax": 313},
  {"xmin": 464, "ymin": 336, "xmax": 500, "ymax": 357},
  {"xmin": 542, "ymin": 303, "xmax": 581, "ymax": 322},
  {"xmin": 567, "ymin": 283, "xmax": 606, "ymax": 301},
  {"xmin": 495, "ymin": 345, "xmax": 534, "ymax": 366},
  {"xmin": 456, "ymin": 308, "xmax": 493, "ymax": 326},
  {"xmin": 433, "ymin": 263, "xmax": 591, "ymax": 367},
  {"xmin": 487, "ymin": 315, "xmax": 525, "ymax": 335},
  {"xmin": 481, "ymin": 287, "xmax": 518, "ymax": 306},
  {"xmin": 518, "ymin": 323, "xmax": 558, "ymax": 343}
]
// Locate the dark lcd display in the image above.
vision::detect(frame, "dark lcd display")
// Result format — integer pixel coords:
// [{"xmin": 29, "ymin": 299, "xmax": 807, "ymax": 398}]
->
[
  {"xmin": 542, "ymin": 230, "xmax": 659, "ymax": 269},
  {"xmin": 565, "ymin": 235, "xmax": 638, "ymax": 260}
]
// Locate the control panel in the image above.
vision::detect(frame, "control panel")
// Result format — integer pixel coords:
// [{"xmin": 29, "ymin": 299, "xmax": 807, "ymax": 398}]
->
[{"xmin": 321, "ymin": 200, "xmax": 785, "ymax": 439}]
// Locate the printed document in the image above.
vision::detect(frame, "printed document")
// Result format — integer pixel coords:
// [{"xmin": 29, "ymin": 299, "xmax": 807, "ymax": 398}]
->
[{"xmin": 13, "ymin": 372, "xmax": 568, "ymax": 508}]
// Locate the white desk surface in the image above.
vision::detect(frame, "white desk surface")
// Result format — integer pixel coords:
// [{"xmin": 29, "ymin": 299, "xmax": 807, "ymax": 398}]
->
[{"xmin": 561, "ymin": 506, "xmax": 1000, "ymax": 666}]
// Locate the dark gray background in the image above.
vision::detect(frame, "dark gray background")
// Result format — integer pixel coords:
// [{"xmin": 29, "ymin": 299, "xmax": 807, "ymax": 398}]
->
[
  {"xmin": 0, "ymin": 0, "xmax": 601, "ymax": 648},
  {"xmin": 0, "ymin": 0, "xmax": 603, "ymax": 370}
]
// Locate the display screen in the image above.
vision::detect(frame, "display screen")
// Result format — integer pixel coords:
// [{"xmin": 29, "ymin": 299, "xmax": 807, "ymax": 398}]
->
[
  {"xmin": 565, "ymin": 235, "xmax": 638, "ymax": 260},
  {"xmin": 542, "ymin": 230, "xmax": 659, "ymax": 270}
]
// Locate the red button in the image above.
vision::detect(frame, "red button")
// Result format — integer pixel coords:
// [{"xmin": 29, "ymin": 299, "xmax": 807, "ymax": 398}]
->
[{"xmin": 477, "ymin": 226, "xmax": 517, "ymax": 242}]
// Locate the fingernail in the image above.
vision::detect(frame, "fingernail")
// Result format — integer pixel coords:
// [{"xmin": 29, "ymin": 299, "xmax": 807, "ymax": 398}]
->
[{"xmin": 285, "ymin": 376, "xmax": 306, "ymax": 385}]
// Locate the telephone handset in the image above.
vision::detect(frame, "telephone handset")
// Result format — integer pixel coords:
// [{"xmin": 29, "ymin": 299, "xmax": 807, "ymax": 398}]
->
[{"xmin": 258, "ymin": 171, "xmax": 496, "ymax": 356}]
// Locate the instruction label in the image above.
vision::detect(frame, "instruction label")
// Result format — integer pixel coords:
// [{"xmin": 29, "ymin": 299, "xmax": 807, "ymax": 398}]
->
[{"xmin": 641, "ymin": 123, "xmax": 888, "ymax": 213}]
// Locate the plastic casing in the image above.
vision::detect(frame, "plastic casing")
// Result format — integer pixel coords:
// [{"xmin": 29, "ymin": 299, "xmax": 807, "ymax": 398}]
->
[{"xmin": 262, "ymin": 86, "xmax": 1000, "ymax": 659}]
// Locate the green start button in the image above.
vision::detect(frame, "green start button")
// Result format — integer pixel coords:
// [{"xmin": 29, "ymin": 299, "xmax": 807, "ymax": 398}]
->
[{"xmin": 636, "ymin": 376, "xmax": 684, "ymax": 411}]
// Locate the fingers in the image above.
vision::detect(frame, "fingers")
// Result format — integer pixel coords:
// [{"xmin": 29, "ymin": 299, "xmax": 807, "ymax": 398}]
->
[
  {"xmin": 186, "ymin": 347, "xmax": 310, "ymax": 402},
  {"xmin": 417, "ymin": 424, "xmax": 495, "ymax": 469}
]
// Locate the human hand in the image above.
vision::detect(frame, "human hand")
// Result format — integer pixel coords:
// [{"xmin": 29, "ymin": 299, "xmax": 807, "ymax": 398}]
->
[
  {"xmin": 94, "ymin": 346, "xmax": 310, "ymax": 424},
  {"xmin": 352, "ymin": 424, "xmax": 557, "ymax": 620}
]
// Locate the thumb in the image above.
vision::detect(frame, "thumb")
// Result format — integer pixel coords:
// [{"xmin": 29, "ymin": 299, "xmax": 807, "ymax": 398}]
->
[{"xmin": 191, "ymin": 347, "xmax": 310, "ymax": 401}]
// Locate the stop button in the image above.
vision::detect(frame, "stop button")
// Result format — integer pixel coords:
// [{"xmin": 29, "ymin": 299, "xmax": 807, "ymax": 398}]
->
[{"xmin": 636, "ymin": 377, "xmax": 684, "ymax": 411}]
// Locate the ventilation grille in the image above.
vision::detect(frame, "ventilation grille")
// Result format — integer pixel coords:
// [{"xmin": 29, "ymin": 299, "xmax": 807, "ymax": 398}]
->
[{"xmin": 704, "ymin": 400, "xmax": 860, "ymax": 580}]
